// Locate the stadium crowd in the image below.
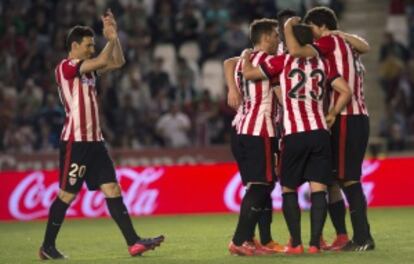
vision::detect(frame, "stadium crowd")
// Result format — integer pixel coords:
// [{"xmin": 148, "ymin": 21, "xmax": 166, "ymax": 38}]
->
[
  {"xmin": 378, "ymin": 0, "xmax": 414, "ymax": 151},
  {"xmin": 0, "ymin": 0, "xmax": 345, "ymax": 153}
]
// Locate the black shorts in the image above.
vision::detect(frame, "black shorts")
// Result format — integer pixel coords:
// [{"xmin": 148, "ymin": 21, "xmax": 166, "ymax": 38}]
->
[
  {"xmin": 331, "ymin": 115, "xmax": 369, "ymax": 181},
  {"xmin": 231, "ymin": 130, "xmax": 277, "ymax": 185},
  {"xmin": 280, "ymin": 129, "xmax": 332, "ymax": 189},
  {"xmin": 59, "ymin": 141, "xmax": 117, "ymax": 193}
]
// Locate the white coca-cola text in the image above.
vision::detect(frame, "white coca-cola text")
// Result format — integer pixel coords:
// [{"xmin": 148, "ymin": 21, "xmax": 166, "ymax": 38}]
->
[{"xmin": 8, "ymin": 168, "xmax": 163, "ymax": 220}]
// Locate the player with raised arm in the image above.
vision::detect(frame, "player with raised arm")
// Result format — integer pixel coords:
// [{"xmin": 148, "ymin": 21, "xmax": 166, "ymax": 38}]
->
[
  {"xmin": 39, "ymin": 10, "xmax": 164, "ymax": 260},
  {"xmin": 242, "ymin": 24, "xmax": 351, "ymax": 254},
  {"xmin": 284, "ymin": 6, "xmax": 375, "ymax": 251},
  {"xmin": 224, "ymin": 18, "xmax": 285, "ymax": 256}
]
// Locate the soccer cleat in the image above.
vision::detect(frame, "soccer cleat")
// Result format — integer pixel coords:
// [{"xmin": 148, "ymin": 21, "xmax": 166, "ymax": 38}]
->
[
  {"xmin": 341, "ymin": 239, "xmax": 375, "ymax": 252},
  {"xmin": 252, "ymin": 238, "xmax": 262, "ymax": 249},
  {"xmin": 39, "ymin": 245, "xmax": 67, "ymax": 260},
  {"xmin": 320, "ymin": 236, "xmax": 330, "ymax": 251},
  {"xmin": 285, "ymin": 244, "xmax": 304, "ymax": 254},
  {"xmin": 228, "ymin": 241, "xmax": 255, "ymax": 256},
  {"xmin": 128, "ymin": 235, "xmax": 165, "ymax": 256},
  {"xmin": 330, "ymin": 234, "xmax": 350, "ymax": 251},
  {"xmin": 307, "ymin": 245, "xmax": 321, "ymax": 254},
  {"xmin": 263, "ymin": 240, "xmax": 286, "ymax": 253},
  {"xmin": 246, "ymin": 241, "xmax": 275, "ymax": 255}
]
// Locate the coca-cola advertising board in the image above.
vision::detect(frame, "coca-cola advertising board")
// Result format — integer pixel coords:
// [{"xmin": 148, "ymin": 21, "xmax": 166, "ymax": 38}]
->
[{"xmin": 1, "ymin": 158, "xmax": 413, "ymax": 221}]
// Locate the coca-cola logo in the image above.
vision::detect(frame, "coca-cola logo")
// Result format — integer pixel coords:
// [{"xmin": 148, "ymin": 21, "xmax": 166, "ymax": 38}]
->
[
  {"xmin": 8, "ymin": 168, "xmax": 164, "ymax": 221},
  {"xmin": 224, "ymin": 160, "xmax": 380, "ymax": 211}
]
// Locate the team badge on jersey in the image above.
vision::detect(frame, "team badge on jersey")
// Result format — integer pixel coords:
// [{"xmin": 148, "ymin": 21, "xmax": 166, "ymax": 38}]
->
[{"xmin": 69, "ymin": 177, "xmax": 77, "ymax": 186}]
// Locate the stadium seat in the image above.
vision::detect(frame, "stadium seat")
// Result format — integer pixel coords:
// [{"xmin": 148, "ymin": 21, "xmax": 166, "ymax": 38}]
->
[
  {"xmin": 179, "ymin": 41, "xmax": 201, "ymax": 63},
  {"xmin": 154, "ymin": 43, "xmax": 177, "ymax": 84},
  {"xmin": 386, "ymin": 15, "xmax": 409, "ymax": 45},
  {"xmin": 201, "ymin": 59, "xmax": 225, "ymax": 100}
]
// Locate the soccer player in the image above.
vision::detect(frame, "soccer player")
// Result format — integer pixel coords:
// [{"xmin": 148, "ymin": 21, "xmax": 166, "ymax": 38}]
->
[
  {"xmin": 241, "ymin": 24, "xmax": 351, "ymax": 253},
  {"xmin": 285, "ymin": 6, "xmax": 375, "ymax": 251},
  {"xmin": 225, "ymin": 18, "xmax": 283, "ymax": 256},
  {"xmin": 276, "ymin": 9, "xmax": 297, "ymax": 56},
  {"xmin": 39, "ymin": 11, "xmax": 164, "ymax": 259}
]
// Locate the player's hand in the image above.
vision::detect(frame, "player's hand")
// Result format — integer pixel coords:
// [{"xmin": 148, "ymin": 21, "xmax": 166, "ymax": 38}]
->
[
  {"xmin": 241, "ymin": 48, "xmax": 252, "ymax": 59},
  {"xmin": 284, "ymin": 16, "xmax": 301, "ymax": 28},
  {"xmin": 227, "ymin": 88, "xmax": 242, "ymax": 110},
  {"xmin": 325, "ymin": 113, "xmax": 336, "ymax": 128},
  {"xmin": 103, "ymin": 9, "xmax": 117, "ymax": 31},
  {"xmin": 331, "ymin": 30, "xmax": 345, "ymax": 38},
  {"xmin": 102, "ymin": 16, "xmax": 117, "ymax": 41}
]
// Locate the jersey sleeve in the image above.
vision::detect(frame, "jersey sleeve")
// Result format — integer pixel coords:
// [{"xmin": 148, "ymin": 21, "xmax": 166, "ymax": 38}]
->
[
  {"xmin": 311, "ymin": 36, "xmax": 335, "ymax": 57},
  {"xmin": 326, "ymin": 57, "xmax": 341, "ymax": 83},
  {"xmin": 61, "ymin": 59, "xmax": 83, "ymax": 80},
  {"xmin": 259, "ymin": 55, "xmax": 285, "ymax": 80}
]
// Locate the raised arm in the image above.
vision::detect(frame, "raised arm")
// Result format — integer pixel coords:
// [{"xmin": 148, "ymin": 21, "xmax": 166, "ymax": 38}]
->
[
  {"xmin": 285, "ymin": 17, "xmax": 318, "ymax": 58},
  {"xmin": 79, "ymin": 15, "xmax": 117, "ymax": 74},
  {"xmin": 332, "ymin": 30, "xmax": 371, "ymax": 54},
  {"xmin": 97, "ymin": 9, "xmax": 126, "ymax": 74},
  {"xmin": 326, "ymin": 77, "xmax": 352, "ymax": 128},
  {"xmin": 223, "ymin": 57, "xmax": 241, "ymax": 109}
]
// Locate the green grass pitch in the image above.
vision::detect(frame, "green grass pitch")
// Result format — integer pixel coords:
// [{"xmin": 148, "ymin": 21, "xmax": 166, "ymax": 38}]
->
[{"xmin": 1, "ymin": 208, "xmax": 413, "ymax": 264}]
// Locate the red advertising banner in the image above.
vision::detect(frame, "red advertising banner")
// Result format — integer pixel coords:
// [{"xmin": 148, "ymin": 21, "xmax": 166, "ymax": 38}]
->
[{"xmin": 0, "ymin": 158, "xmax": 413, "ymax": 221}]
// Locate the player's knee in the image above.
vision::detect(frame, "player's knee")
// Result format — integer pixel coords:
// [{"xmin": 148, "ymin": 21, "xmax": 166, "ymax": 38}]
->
[
  {"xmin": 282, "ymin": 186, "xmax": 295, "ymax": 193},
  {"xmin": 100, "ymin": 182, "xmax": 121, "ymax": 198},
  {"xmin": 58, "ymin": 189, "xmax": 77, "ymax": 204},
  {"xmin": 310, "ymin": 181, "xmax": 327, "ymax": 193},
  {"xmin": 343, "ymin": 180, "xmax": 359, "ymax": 187}
]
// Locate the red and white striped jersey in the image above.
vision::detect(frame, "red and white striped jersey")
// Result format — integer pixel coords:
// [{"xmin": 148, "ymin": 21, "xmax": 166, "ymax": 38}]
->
[
  {"xmin": 231, "ymin": 58, "xmax": 244, "ymax": 128},
  {"xmin": 312, "ymin": 35, "xmax": 369, "ymax": 116},
  {"xmin": 260, "ymin": 54, "xmax": 339, "ymax": 136},
  {"xmin": 277, "ymin": 42, "xmax": 286, "ymax": 56},
  {"xmin": 55, "ymin": 58, "xmax": 104, "ymax": 142},
  {"xmin": 275, "ymin": 42, "xmax": 286, "ymax": 135},
  {"xmin": 232, "ymin": 51, "xmax": 277, "ymax": 137}
]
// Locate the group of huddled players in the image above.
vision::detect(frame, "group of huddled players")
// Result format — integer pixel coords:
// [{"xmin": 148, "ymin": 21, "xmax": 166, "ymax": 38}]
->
[{"xmin": 224, "ymin": 6, "xmax": 374, "ymax": 256}]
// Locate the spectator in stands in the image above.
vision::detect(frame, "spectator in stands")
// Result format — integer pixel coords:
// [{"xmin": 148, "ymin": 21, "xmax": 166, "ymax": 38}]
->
[
  {"xmin": 36, "ymin": 94, "xmax": 65, "ymax": 148},
  {"xmin": 0, "ymin": 0, "xmax": 354, "ymax": 153},
  {"xmin": 223, "ymin": 18, "xmax": 249, "ymax": 57},
  {"xmin": 169, "ymin": 74, "xmax": 197, "ymax": 108},
  {"xmin": 380, "ymin": 32, "xmax": 410, "ymax": 63},
  {"xmin": 116, "ymin": 94, "xmax": 142, "ymax": 149},
  {"xmin": 204, "ymin": 0, "xmax": 230, "ymax": 34},
  {"xmin": 36, "ymin": 119, "xmax": 55, "ymax": 151},
  {"xmin": 145, "ymin": 57, "xmax": 171, "ymax": 98},
  {"xmin": 379, "ymin": 106, "xmax": 407, "ymax": 151},
  {"xmin": 175, "ymin": 1, "xmax": 204, "ymax": 47},
  {"xmin": 17, "ymin": 78, "xmax": 42, "ymax": 113},
  {"xmin": 379, "ymin": 48, "xmax": 404, "ymax": 102},
  {"xmin": 119, "ymin": 63, "xmax": 152, "ymax": 112},
  {"xmin": 198, "ymin": 21, "xmax": 228, "ymax": 64},
  {"xmin": 149, "ymin": 1, "xmax": 176, "ymax": 44},
  {"xmin": 156, "ymin": 103, "xmax": 191, "ymax": 148}
]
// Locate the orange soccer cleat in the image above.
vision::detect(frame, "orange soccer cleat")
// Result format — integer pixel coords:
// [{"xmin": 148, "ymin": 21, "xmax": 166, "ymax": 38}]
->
[
  {"xmin": 228, "ymin": 241, "xmax": 255, "ymax": 256},
  {"xmin": 285, "ymin": 244, "xmax": 304, "ymax": 255},
  {"xmin": 320, "ymin": 236, "xmax": 330, "ymax": 250},
  {"xmin": 308, "ymin": 245, "xmax": 321, "ymax": 254},
  {"xmin": 330, "ymin": 234, "xmax": 350, "ymax": 251},
  {"xmin": 263, "ymin": 240, "xmax": 286, "ymax": 253}
]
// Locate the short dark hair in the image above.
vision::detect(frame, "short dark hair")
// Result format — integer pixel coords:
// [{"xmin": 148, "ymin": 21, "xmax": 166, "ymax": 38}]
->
[
  {"xmin": 249, "ymin": 18, "xmax": 278, "ymax": 46},
  {"xmin": 277, "ymin": 9, "xmax": 297, "ymax": 21},
  {"xmin": 66, "ymin": 25, "xmax": 95, "ymax": 51},
  {"xmin": 292, "ymin": 24, "xmax": 313, "ymax": 46},
  {"xmin": 303, "ymin": 6, "xmax": 338, "ymax": 30}
]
